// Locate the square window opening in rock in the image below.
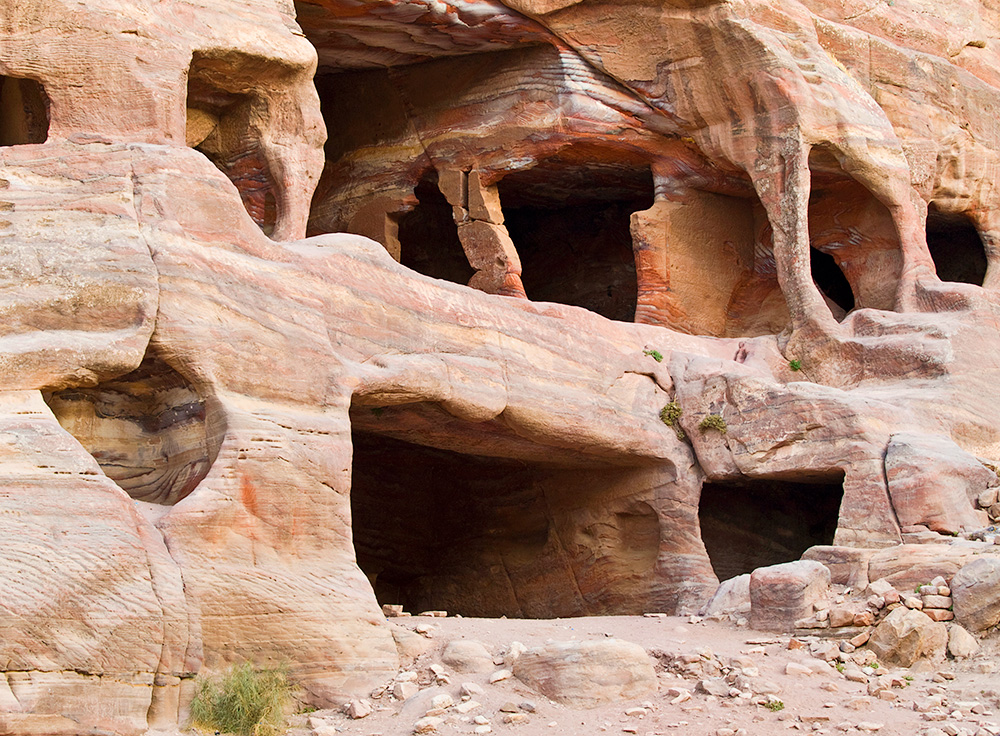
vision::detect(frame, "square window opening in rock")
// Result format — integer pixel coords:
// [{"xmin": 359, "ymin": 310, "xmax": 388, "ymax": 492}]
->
[
  {"xmin": 698, "ymin": 474, "xmax": 845, "ymax": 582},
  {"xmin": 0, "ymin": 76, "xmax": 49, "ymax": 146}
]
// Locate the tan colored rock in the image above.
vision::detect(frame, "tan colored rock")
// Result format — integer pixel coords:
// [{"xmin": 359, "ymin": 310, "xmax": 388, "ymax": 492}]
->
[
  {"xmin": 947, "ymin": 624, "xmax": 980, "ymax": 659},
  {"xmin": 441, "ymin": 640, "xmax": 494, "ymax": 674},
  {"xmin": 868, "ymin": 608, "xmax": 948, "ymax": 667},
  {"xmin": 750, "ymin": 561, "xmax": 832, "ymax": 632},
  {"xmin": 951, "ymin": 557, "xmax": 1000, "ymax": 632},
  {"xmin": 512, "ymin": 640, "xmax": 656, "ymax": 707}
]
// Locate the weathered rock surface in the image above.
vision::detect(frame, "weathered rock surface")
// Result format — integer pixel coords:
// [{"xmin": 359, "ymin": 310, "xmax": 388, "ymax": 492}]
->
[
  {"xmin": 511, "ymin": 640, "xmax": 657, "ymax": 707},
  {"xmin": 951, "ymin": 557, "xmax": 1000, "ymax": 632},
  {"xmin": 750, "ymin": 561, "xmax": 831, "ymax": 632},
  {"xmin": 5, "ymin": 0, "xmax": 1000, "ymax": 732},
  {"xmin": 867, "ymin": 608, "xmax": 948, "ymax": 667}
]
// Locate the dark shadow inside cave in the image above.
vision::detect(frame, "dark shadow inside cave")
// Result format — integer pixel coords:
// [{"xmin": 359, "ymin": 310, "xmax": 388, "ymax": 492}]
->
[
  {"xmin": 698, "ymin": 474, "xmax": 844, "ymax": 581},
  {"xmin": 397, "ymin": 173, "xmax": 475, "ymax": 286},
  {"xmin": 44, "ymin": 350, "xmax": 213, "ymax": 506},
  {"xmin": 926, "ymin": 206, "xmax": 987, "ymax": 286},
  {"xmin": 0, "ymin": 75, "xmax": 49, "ymax": 146},
  {"xmin": 186, "ymin": 54, "xmax": 277, "ymax": 235},
  {"xmin": 351, "ymin": 429, "xmax": 553, "ymax": 617},
  {"xmin": 497, "ymin": 154, "xmax": 653, "ymax": 322},
  {"xmin": 811, "ymin": 247, "xmax": 855, "ymax": 315}
]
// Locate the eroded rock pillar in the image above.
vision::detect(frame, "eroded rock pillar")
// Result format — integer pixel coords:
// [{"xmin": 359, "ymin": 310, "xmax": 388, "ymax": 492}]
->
[{"xmin": 438, "ymin": 168, "xmax": 527, "ymax": 298}]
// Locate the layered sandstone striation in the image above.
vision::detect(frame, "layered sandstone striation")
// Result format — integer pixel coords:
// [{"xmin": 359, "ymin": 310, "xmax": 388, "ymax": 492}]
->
[{"xmin": 3, "ymin": 0, "xmax": 1000, "ymax": 733}]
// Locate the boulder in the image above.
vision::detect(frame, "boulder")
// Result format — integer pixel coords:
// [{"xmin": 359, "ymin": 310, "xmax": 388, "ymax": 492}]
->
[
  {"xmin": 947, "ymin": 624, "xmax": 980, "ymax": 659},
  {"xmin": 951, "ymin": 557, "xmax": 1000, "ymax": 632},
  {"xmin": 441, "ymin": 640, "xmax": 494, "ymax": 674},
  {"xmin": 512, "ymin": 639, "xmax": 656, "ymax": 707},
  {"xmin": 700, "ymin": 574, "xmax": 751, "ymax": 617},
  {"xmin": 750, "ymin": 561, "xmax": 831, "ymax": 632},
  {"xmin": 867, "ymin": 608, "xmax": 948, "ymax": 667}
]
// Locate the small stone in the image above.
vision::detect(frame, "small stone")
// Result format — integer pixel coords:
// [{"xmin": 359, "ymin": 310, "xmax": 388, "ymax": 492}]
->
[
  {"xmin": 905, "ymin": 597, "xmax": 924, "ymax": 610},
  {"xmin": 473, "ymin": 726, "xmax": 492, "ymax": 735},
  {"xmin": 382, "ymin": 603, "xmax": 408, "ymax": 617},
  {"xmin": 501, "ymin": 713, "xmax": 528, "ymax": 724},
  {"xmin": 345, "ymin": 699, "xmax": 373, "ymax": 719},
  {"xmin": 858, "ymin": 723, "xmax": 885, "ymax": 732},
  {"xmin": 430, "ymin": 693, "xmax": 454, "ymax": 710},
  {"xmin": 624, "ymin": 707, "xmax": 648, "ymax": 717},
  {"xmin": 922, "ymin": 595, "xmax": 953, "ymax": 610},
  {"xmin": 418, "ymin": 610, "xmax": 447, "ymax": 617},
  {"xmin": 519, "ymin": 701, "xmax": 536, "ymax": 713},
  {"xmin": 413, "ymin": 716, "xmax": 444, "ymax": 733},
  {"xmin": 489, "ymin": 669, "xmax": 513, "ymax": 683},
  {"xmin": 854, "ymin": 611, "xmax": 876, "ymax": 627},
  {"xmin": 499, "ymin": 702, "xmax": 518, "ymax": 713},
  {"xmin": 455, "ymin": 700, "xmax": 481, "ymax": 714},
  {"xmin": 474, "ymin": 715, "xmax": 490, "ymax": 725},
  {"xmin": 850, "ymin": 631, "xmax": 871, "ymax": 648},
  {"xmin": 393, "ymin": 681, "xmax": 419, "ymax": 701},
  {"xmin": 461, "ymin": 682, "xmax": 485, "ymax": 697},
  {"xmin": 924, "ymin": 609, "xmax": 955, "ymax": 622},
  {"xmin": 786, "ymin": 662, "xmax": 812, "ymax": 676}
]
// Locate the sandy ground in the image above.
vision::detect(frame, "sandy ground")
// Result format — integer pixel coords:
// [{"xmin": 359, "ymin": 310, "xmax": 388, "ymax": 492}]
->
[{"xmin": 274, "ymin": 614, "xmax": 1000, "ymax": 736}]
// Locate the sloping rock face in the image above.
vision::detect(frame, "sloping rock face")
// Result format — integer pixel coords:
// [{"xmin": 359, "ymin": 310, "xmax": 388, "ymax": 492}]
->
[{"xmin": 4, "ymin": 0, "xmax": 1000, "ymax": 732}]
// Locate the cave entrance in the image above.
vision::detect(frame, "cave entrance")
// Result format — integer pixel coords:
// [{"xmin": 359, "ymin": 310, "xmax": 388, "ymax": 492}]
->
[
  {"xmin": 497, "ymin": 151, "xmax": 653, "ymax": 322},
  {"xmin": 0, "ymin": 76, "xmax": 49, "ymax": 146},
  {"xmin": 43, "ymin": 350, "xmax": 213, "ymax": 515},
  {"xmin": 350, "ymin": 429, "xmax": 552, "ymax": 617},
  {"xmin": 698, "ymin": 474, "xmax": 844, "ymax": 581},
  {"xmin": 397, "ymin": 173, "xmax": 475, "ymax": 286},
  {"xmin": 811, "ymin": 247, "xmax": 855, "ymax": 316},
  {"xmin": 926, "ymin": 206, "xmax": 987, "ymax": 286},
  {"xmin": 186, "ymin": 54, "xmax": 277, "ymax": 235}
]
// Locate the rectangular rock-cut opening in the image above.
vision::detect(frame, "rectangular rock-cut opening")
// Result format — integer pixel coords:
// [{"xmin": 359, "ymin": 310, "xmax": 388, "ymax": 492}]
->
[
  {"xmin": 350, "ymin": 430, "xmax": 557, "ymax": 617},
  {"xmin": 925, "ymin": 204, "xmax": 988, "ymax": 286},
  {"xmin": 0, "ymin": 76, "xmax": 49, "ymax": 146},
  {"xmin": 349, "ymin": 418, "xmax": 669, "ymax": 618},
  {"xmin": 698, "ymin": 473, "xmax": 845, "ymax": 582},
  {"xmin": 496, "ymin": 150, "xmax": 653, "ymax": 322}
]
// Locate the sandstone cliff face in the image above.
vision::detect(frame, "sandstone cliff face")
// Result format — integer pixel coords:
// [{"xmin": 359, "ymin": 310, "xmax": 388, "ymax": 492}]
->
[{"xmin": 3, "ymin": 0, "xmax": 1000, "ymax": 732}]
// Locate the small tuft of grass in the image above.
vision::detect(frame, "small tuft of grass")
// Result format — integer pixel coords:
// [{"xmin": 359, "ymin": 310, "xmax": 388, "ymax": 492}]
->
[
  {"xmin": 788, "ymin": 359, "xmax": 802, "ymax": 371},
  {"xmin": 660, "ymin": 402, "xmax": 685, "ymax": 441},
  {"xmin": 698, "ymin": 414, "xmax": 727, "ymax": 434},
  {"xmin": 764, "ymin": 700, "xmax": 785, "ymax": 712},
  {"xmin": 190, "ymin": 662, "xmax": 290, "ymax": 736},
  {"xmin": 643, "ymin": 348, "xmax": 664, "ymax": 363}
]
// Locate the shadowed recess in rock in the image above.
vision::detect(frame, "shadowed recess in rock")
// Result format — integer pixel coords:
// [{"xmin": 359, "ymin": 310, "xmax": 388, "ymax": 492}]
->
[
  {"xmin": 398, "ymin": 173, "xmax": 476, "ymax": 285},
  {"xmin": 44, "ymin": 352, "xmax": 212, "ymax": 505},
  {"xmin": 0, "ymin": 76, "xmax": 48, "ymax": 146},
  {"xmin": 498, "ymin": 154, "xmax": 652, "ymax": 322},
  {"xmin": 186, "ymin": 53, "xmax": 277, "ymax": 235},
  {"xmin": 926, "ymin": 206, "xmax": 988, "ymax": 286},
  {"xmin": 811, "ymin": 247, "xmax": 855, "ymax": 316},
  {"xmin": 699, "ymin": 474, "xmax": 845, "ymax": 582},
  {"xmin": 350, "ymin": 427, "xmax": 665, "ymax": 618}
]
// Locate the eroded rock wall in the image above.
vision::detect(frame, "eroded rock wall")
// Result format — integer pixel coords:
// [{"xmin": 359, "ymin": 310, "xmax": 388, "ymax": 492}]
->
[{"xmin": 3, "ymin": 0, "xmax": 1000, "ymax": 733}]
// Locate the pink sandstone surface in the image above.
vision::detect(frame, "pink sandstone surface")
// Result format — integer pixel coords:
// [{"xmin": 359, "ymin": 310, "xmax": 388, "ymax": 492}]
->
[{"xmin": 2, "ymin": 0, "xmax": 1000, "ymax": 732}]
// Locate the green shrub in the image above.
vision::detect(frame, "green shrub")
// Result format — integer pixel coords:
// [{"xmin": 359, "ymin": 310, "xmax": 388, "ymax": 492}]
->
[
  {"xmin": 788, "ymin": 359, "xmax": 802, "ymax": 371},
  {"xmin": 764, "ymin": 699, "xmax": 785, "ymax": 712},
  {"xmin": 190, "ymin": 662, "xmax": 290, "ymax": 736},
  {"xmin": 643, "ymin": 348, "xmax": 664, "ymax": 363},
  {"xmin": 698, "ymin": 414, "xmax": 727, "ymax": 433},
  {"xmin": 660, "ymin": 402, "xmax": 685, "ymax": 440}
]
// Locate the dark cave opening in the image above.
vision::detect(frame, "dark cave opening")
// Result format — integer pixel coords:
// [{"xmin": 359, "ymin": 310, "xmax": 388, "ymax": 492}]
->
[
  {"xmin": 811, "ymin": 247, "xmax": 855, "ymax": 315},
  {"xmin": 926, "ymin": 206, "xmax": 987, "ymax": 286},
  {"xmin": 497, "ymin": 156, "xmax": 653, "ymax": 322},
  {"xmin": 0, "ymin": 76, "xmax": 49, "ymax": 146},
  {"xmin": 698, "ymin": 474, "xmax": 844, "ymax": 581},
  {"xmin": 186, "ymin": 54, "xmax": 277, "ymax": 236},
  {"xmin": 44, "ymin": 351, "xmax": 213, "ymax": 507},
  {"xmin": 350, "ymin": 430, "xmax": 549, "ymax": 617},
  {"xmin": 397, "ymin": 173, "xmax": 475, "ymax": 286}
]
